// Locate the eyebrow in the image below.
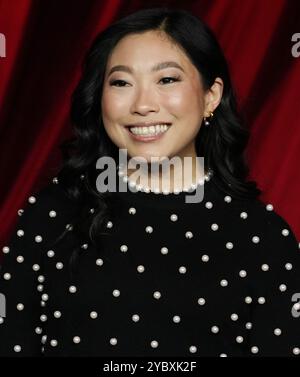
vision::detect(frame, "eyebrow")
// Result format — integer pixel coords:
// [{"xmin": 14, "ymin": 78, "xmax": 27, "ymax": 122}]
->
[{"xmin": 107, "ymin": 61, "xmax": 185, "ymax": 76}]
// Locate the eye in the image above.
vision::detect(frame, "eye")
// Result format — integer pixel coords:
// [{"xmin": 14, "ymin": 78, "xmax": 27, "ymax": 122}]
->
[
  {"xmin": 109, "ymin": 80, "xmax": 128, "ymax": 87},
  {"xmin": 159, "ymin": 76, "xmax": 181, "ymax": 84}
]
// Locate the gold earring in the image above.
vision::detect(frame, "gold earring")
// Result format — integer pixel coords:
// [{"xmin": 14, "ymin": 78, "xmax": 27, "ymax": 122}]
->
[{"xmin": 204, "ymin": 111, "xmax": 214, "ymax": 126}]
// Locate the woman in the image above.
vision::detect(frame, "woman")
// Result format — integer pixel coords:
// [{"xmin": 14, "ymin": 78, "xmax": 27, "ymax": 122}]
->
[{"xmin": 0, "ymin": 7, "xmax": 299, "ymax": 357}]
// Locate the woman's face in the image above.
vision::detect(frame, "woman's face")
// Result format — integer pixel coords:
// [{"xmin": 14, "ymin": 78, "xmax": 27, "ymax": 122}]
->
[{"xmin": 101, "ymin": 30, "xmax": 222, "ymax": 164}]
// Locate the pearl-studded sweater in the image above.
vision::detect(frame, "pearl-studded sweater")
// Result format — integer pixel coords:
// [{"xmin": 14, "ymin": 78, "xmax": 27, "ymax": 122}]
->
[{"xmin": 0, "ymin": 176, "xmax": 300, "ymax": 357}]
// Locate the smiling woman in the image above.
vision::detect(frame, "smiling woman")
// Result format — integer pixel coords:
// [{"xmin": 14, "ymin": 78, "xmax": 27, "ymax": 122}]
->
[{"xmin": 0, "ymin": 7, "xmax": 299, "ymax": 358}]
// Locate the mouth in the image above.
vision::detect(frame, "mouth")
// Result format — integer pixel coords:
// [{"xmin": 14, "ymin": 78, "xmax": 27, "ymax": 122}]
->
[{"xmin": 124, "ymin": 123, "xmax": 172, "ymax": 141}]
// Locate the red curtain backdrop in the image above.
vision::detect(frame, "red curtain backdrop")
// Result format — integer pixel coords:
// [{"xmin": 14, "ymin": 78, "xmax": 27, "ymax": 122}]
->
[{"xmin": 0, "ymin": 0, "xmax": 300, "ymax": 248}]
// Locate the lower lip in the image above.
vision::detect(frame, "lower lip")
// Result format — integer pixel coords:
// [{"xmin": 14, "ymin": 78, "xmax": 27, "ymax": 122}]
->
[{"xmin": 125, "ymin": 126, "xmax": 171, "ymax": 142}]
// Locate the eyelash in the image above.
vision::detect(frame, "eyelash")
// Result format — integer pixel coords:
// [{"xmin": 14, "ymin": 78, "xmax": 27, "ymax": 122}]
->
[{"xmin": 109, "ymin": 76, "xmax": 181, "ymax": 87}]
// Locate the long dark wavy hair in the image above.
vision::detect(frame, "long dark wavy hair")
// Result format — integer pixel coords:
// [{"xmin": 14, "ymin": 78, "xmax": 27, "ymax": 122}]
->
[{"xmin": 53, "ymin": 7, "xmax": 261, "ymax": 276}]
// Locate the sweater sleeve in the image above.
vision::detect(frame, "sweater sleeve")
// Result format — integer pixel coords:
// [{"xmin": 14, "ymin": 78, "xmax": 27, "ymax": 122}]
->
[
  {"xmin": 0, "ymin": 181, "xmax": 75, "ymax": 356},
  {"xmin": 247, "ymin": 210, "xmax": 300, "ymax": 357}
]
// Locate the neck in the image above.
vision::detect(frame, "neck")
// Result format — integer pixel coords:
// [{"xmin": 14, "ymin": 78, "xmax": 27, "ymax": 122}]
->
[{"xmin": 124, "ymin": 154, "xmax": 206, "ymax": 193}]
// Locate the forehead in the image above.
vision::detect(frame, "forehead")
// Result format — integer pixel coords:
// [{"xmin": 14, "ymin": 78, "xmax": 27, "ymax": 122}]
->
[{"xmin": 105, "ymin": 30, "xmax": 193, "ymax": 72}]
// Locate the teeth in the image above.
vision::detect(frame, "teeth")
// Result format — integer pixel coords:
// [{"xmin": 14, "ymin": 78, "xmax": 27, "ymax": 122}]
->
[{"xmin": 130, "ymin": 124, "xmax": 170, "ymax": 136}]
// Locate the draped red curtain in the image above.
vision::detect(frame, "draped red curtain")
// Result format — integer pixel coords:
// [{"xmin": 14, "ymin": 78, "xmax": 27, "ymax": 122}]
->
[{"xmin": 1, "ymin": 0, "xmax": 300, "ymax": 249}]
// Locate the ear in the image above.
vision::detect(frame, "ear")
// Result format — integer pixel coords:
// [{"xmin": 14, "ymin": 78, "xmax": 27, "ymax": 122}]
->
[{"xmin": 203, "ymin": 77, "xmax": 224, "ymax": 116}]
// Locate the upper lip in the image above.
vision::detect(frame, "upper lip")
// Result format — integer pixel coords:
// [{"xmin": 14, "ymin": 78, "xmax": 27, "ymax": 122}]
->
[{"xmin": 125, "ymin": 121, "xmax": 172, "ymax": 128}]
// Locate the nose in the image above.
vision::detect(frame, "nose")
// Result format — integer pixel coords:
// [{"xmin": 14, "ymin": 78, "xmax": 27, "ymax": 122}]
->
[{"xmin": 130, "ymin": 86, "xmax": 160, "ymax": 115}]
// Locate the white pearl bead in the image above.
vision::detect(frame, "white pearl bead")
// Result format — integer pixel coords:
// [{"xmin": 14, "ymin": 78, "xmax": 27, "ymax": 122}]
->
[
  {"xmin": 17, "ymin": 256, "xmax": 24, "ymax": 263},
  {"xmin": 90, "ymin": 311, "xmax": 98, "ymax": 319},
  {"xmin": 179, "ymin": 266, "xmax": 186, "ymax": 274},
  {"xmin": 50, "ymin": 339, "xmax": 58, "ymax": 347},
  {"xmin": 54, "ymin": 311, "xmax": 61, "ymax": 318},
  {"xmin": 198, "ymin": 298, "xmax": 206, "ymax": 305},
  {"xmin": 17, "ymin": 229, "xmax": 24, "ymax": 237},
  {"xmin": 18, "ymin": 209, "xmax": 24, "ymax": 216},
  {"xmin": 49, "ymin": 210, "xmax": 56, "ymax": 218},
  {"xmin": 151, "ymin": 340, "xmax": 158, "ymax": 348},
  {"xmin": 220, "ymin": 279, "xmax": 228, "ymax": 287},
  {"xmin": 189, "ymin": 345, "xmax": 197, "ymax": 353},
  {"xmin": 35, "ymin": 327, "xmax": 42, "ymax": 334},
  {"xmin": 161, "ymin": 247, "xmax": 168, "ymax": 255},
  {"xmin": 110, "ymin": 338, "xmax": 117, "ymax": 345},
  {"xmin": 40, "ymin": 314, "xmax": 47, "ymax": 322},
  {"xmin": 170, "ymin": 214, "xmax": 178, "ymax": 221},
  {"xmin": 211, "ymin": 223, "xmax": 219, "ymax": 231},
  {"xmin": 56, "ymin": 262, "xmax": 63, "ymax": 270},
  {"xmin": 28, "ymin": 196, "xmax": 36, "ymax": 204},
  {"xmin": 132, "ymin": 314, "xmax": 140, "ymax": 322},
  {"xmin": 293, "ymin": 347, "xmax": 300, "ymax": 355},
  {"xmin": 224, "ymin": 195, "xmax": 232, "ymax": 203},
  {"xmin": 173, "ymin": 315, "xmax": 181, "ymax": 323},
  {"xmin": 47, "ymin": 250, "xmax": 55, "ymax": 257},
  {"xmin": 41, "ymin": 294, "xmax": 48, "ymax": 301},
  {"xmin": 252, "ymin": 236, "xmax": 260, "ymax": 243},
  {"xmin": 37, "ymin": 284, "xmax": 44, "ymax": 292},
  {"xmin": 2, "ymin": 246, "xmax": 10, "ymax": 254},
  {"xmin": 41, "ymin": 335, "xmax": 47, "ymax": 344},
  {"xmin": 17, "ymin": 303, "xmax": 24, "ymax": 311},
  {"xmin": 246, "ymin": 322, "xmax": 252, "ymax": 330},
  {"xmin": 211, "ymin": 326, "xmax": 219, "ymax": 333},
  {"xmin": 282, "ymin": 229, "xmax": 289, "ymax": 236},
  {"xmin": 81, "ymin": 243, "xmax": 88, "ymax": 249},
  {"xmin": 73, "ymin": 336, "xmax": 81, "ymax": 344},
  {"xmin": 69, "ymin": 286, "xmax": 77, "ymax": 293},
  {"xmin": 0, "ymin": 318, "xmax": 4, "ymax": 324},
  {"xmin": 251, "ymin": 346, "xmax": 259, "ymax": 354},
  {"xmin": 32, "ymin": 264, "xmax": 40, "ymax": 271},
  {"xmin": 112, "ymin": 289, "xmax": 120, "ymax": 297},
  {"xmin": 261, "ymin": 264, "xmax": 269, "ymax": 271},
  {"xmin": 201, "ymin": 254, "xmax": 209, "ymax": 262},
  {"xmin": 279, "ymin": 284, "xmax": 287, "ymax": 292},
  {"xmin": 128, "ymin": 207, "xmax": 136, "ymax": 215},
  {"xmin": 239, "ymin": 270, "xmax": 247, "ymax": 278},
  {"xmin": 185, "ymin": 231, "xmax": 193, "ymax": 239},
  {"xmin": 37, "ymin": 275, "xmax": 45, "ymax": 283},
  {"xmin": 53, "ymin": 177, "xmax": 58, "ymax": 184},
  {"xmin": 231, "ymin": 313, "xmax": 238, "ymax": 321},
  {"xmin": 96, "ymin": 258, "xmax": 103, "ymax": 266},
  {"xmin": 35, "ymin": 235, "xmax": 42, "ymax": 243},
  {"xmin": 220, "ymin": 353, "xmax": 227, "ymax": 357},
  {"xmin": 137, "ymin": 265, "xmax": 145, "ymax": 273},
  {"xmin": 245, "ymin": 296, "xmax": 252, "ymax": 304},
  {"xmin": 274, "ymin": 328, "xmax": 282, "ymax": 336},
  {"xmin": 240, "ymin": 212, "xmax": 248, "ymax": 219},
  {"xmin": 3, "ymin": 273, "xmax": 11, "ymax": 280},
  {"xmin": 145, "ymin": 226, "xmax": 153, "ymax": 233},
  {"xmin": 258, "ymin": 297, "xmax": 266, "ymax": 304},
  {"xmin": 226, "ymin": 242, "xmax": 233, "ymax": 249},
  {"xmin": 236, "ymin": 336, "xmax": 244, "ymax": 343},
  {"xmin": 14, "ymin": 345, "xmax": 21, "ymax": 352},
  {"xmin": 106, "ymin": 221, "xmax": 113, "ymax": 228},
  {"xmin": 205, "ymin": 202, "xmax": 213, "ymax": 209},
  {"xmin": 285, "ymin": 263, "xmax": 292, "ymax": 270},
  {"xmin": 120, "ymin": 245, "xmax": 128, "ymax": 252},
  {"xmin": 266, "ymin": 204, "xmax": 273, "ymax": 211},
  {"xmin": 153, "ymin": 291, "xmax": 161, "ymax": 299}
]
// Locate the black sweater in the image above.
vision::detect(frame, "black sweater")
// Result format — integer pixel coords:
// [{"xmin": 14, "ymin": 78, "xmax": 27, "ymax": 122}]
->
[{"xmin": 0, "ymin": 175, "xmax": 299, "ymax": 357}]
